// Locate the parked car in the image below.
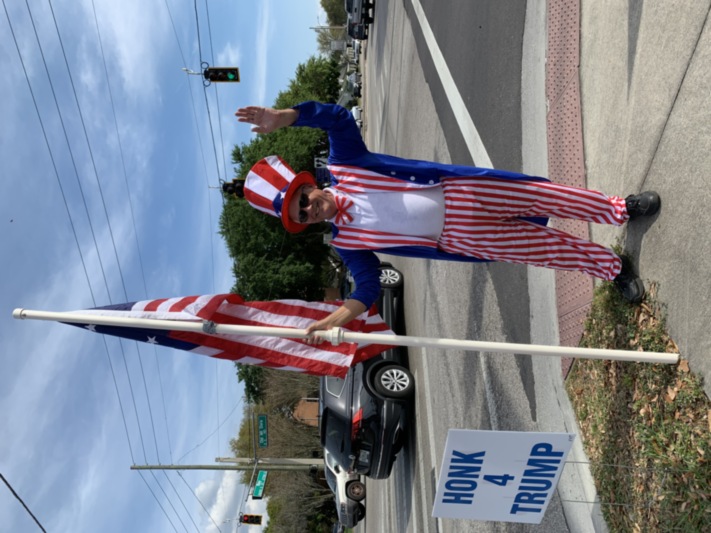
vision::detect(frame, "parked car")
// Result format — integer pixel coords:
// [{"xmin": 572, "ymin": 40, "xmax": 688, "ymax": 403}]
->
[
  {"xmin": 324, "ymin": 449, "xmax": 366, "ymax": 527},
  {"xmin": 344, "ymin": 0, "xmax": 373, "ymax": 25},
  {"xmin": 346, "ymin": 14, "xmax": 368, "ymax": 40},
  {"xmin": 320, "ymin": 263, "xmax": 413, "ymax": 479}
]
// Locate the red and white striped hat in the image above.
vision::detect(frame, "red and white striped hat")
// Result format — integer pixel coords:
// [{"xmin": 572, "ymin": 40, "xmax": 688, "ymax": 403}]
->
[{"xmin": 244, "ymin": 155, "xmax": 317, "ymax": 233}]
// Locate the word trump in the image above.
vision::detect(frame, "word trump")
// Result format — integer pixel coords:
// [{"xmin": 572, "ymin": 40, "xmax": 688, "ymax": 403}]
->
[{"xmin": 510, "ymin": 442, "xmax": 565, "ymax": 515}]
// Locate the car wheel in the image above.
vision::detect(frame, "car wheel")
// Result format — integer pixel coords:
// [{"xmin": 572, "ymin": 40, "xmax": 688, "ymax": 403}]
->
[
  {"xmin": 373, "ymin": 364, "xmax": 413, "ymax": 399},
  {"xmin": 379, "ymin": 266, "xmax": 403, "ymax": 288},
  {"xmin": 357, "ymin": 503, "xmax": 366, "ymax": 521},
  {"xmin": 346, "ymin": 480, "xmax": 366, "ymax": 502}
]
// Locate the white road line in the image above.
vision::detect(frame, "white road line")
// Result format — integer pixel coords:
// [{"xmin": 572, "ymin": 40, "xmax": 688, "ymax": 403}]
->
[
  {"xmin": 409, "ymin": 0, "xmax": 494, "ymax": 168},
  {"xmin": 418, "ymin": 349, "xmax": 443, "ymax": 531},
  {"xmin": 410, "ymin": 0, "xmax": 501, "ymax": 433}
]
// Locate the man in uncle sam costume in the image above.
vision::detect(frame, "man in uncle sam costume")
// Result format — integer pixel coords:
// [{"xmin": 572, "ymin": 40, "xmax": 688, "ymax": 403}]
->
[{"xmin": 234, "ymin": 101, "xmax": 660, "ymax": 336}]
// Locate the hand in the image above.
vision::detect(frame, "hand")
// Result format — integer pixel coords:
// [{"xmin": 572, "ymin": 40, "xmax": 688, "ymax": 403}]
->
[
  {"xmin": 304, "ymin": 318, "xmax": 333, "ymax": 345},
  {"xmin": 302, "ymin": 300, "xmax": 367, "ymax": 345},
  {"xmin": 235, "ymin": 106, "xmax": 281, "ymax": 134}
]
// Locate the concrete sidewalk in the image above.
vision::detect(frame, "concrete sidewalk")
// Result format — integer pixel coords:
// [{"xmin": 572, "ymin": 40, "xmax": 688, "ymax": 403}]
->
[
  {"xmin": 545, "ymin": 1, "xmax": 711, "ymax": 531},
  {"xmin": 577, "ymin": 1, "xmax": 711, "ymax": 397}
]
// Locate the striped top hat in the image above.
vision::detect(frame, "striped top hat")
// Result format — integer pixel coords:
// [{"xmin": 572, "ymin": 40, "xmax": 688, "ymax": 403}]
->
[{"xmin": 244, "ymin": 155, "xmax": 317, "ymax": 233}]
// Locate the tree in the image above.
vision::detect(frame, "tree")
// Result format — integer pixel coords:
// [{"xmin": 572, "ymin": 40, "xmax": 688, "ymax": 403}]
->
[
  {"xmin": 274, "ymin": 56, "xmax": 341, "ymax": 109},
  {"xmin": 221, "ymin": 54, "xmax": 344, "ymax": 532},
  {"xmin": 235, "ymin": 364, "xmax": 265, "ymax": 404},
  {"xmin": 320, "ymin": 0, "xmax": 347, "ymax": 26},
  {"xmin": 315, "ymin": 26, "xmax": 348, "ymax": 58}
]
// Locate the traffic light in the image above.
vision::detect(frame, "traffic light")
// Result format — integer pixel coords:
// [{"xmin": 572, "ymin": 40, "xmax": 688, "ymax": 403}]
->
[
  {"xmin": 240, "ymin": 514, "xmax": 263, "ymax": 525},
  {"xmin": 203, "ymin": 66, "xmax": 240, "ymax": 83}
]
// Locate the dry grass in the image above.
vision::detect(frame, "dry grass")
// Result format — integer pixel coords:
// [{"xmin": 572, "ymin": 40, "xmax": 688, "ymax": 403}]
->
[{"xmin": 566, "ymin": 282, "xmax": 711, "ymax": 532}]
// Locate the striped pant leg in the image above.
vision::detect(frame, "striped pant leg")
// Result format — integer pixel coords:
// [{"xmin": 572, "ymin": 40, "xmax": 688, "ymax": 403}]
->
[
  {"xmin": 441, "ymin": 177, "xmax": 629, "ymax": 224},
  {"xmin": 439, "ymin": 178, "xmax": 623, "ymax": 280}
]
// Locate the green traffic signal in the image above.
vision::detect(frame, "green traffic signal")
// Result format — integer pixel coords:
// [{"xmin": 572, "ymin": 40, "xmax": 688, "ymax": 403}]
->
[{"xmin": 203, "ymin": 67, "xmax": 240, "ymax": 83}]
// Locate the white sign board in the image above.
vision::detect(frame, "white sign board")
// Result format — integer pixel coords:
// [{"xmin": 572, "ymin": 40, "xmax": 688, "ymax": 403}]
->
[{"xmin": 432, "ymin": 430, "xmax": 575, "ymax": 524}]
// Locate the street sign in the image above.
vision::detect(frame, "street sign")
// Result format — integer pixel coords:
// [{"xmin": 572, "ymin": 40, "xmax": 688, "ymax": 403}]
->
[
  {"xmin": 257, "ymin": 414, "xmax": 268, "ymax": 448},
  {"xmin": 252, "ymin": 470, "xmax": 268, "ymax": 500}
]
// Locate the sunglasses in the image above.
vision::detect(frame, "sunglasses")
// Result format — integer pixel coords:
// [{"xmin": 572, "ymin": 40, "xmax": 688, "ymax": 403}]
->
[{"xmin": 298, "ymin": 192, "xmax": 310, "ymax": 224}]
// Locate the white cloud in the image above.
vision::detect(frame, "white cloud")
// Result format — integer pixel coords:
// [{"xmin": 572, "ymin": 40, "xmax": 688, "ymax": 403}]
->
[
  {"xmin": 217, "ymin": 42, "xmax": 242, "ymax": 68},
  {"xmin": 1, "ymin": 0, "xmax": 321, "ymax": 530},
  {"xmin": 198, "ymin": 471, "xmax": 268, "ymax": 533},
  {"xmin": 254, "ymin": 0, "xmax": 273, "ymax": 105},
  {"xmin": 82, "ymin": 0, "xmax": 173, "ymax": 98}
]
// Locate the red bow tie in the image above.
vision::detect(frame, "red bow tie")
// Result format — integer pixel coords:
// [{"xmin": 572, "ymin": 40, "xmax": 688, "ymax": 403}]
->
[{"xmin": 334, "ymin": 194, "xmax": 354, "ymax": 225}]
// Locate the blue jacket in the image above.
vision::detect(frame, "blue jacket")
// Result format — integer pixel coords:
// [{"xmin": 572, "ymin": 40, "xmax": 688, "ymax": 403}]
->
[{"xmin": 292, "ymin": 101, "xmax": 549, "ymax": 308}]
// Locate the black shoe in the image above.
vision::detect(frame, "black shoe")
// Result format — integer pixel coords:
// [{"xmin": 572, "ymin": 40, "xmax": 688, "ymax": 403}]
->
[
  {"xmin": 613, "ymin": 257, "xmax": 645, "ymax": 304},
  {"xmin": 625, "ymin": 191, "xmax": 660, "ymax": 220}
]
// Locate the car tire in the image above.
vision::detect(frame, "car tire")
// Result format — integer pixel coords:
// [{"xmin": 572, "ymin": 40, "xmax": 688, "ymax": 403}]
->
[
  {"xmin": 346, "ymin": 480, "xmax": 366, "ymax": 502},
  {"xmin": 373, "ymin": 364, "xmax": 414, "ymax": 399},
  {"xmin": 357, "ymin": 503, "xmax": 366, "ymax": 521},
  {"xmin": 379, "ymin": 265, "xmax": 403, "ymax": 288}
]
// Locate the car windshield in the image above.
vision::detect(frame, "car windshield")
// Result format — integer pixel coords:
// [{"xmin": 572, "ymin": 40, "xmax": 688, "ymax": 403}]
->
[{"xmin": 321, "ymin": 408, "xmax": 352, "ymax": 466}]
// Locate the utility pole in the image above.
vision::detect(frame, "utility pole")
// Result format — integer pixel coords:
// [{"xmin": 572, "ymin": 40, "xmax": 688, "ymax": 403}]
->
[
  {"xmin": 131, "ymin": 463, "xmax": 320, "ymax": 473},
  {"xmin": 216, "ymin": 457, "xmax": 322, "ymax": 470},
  {"xmin": 130, "ymin": 458, "xmax": 323, "ymax": 473}
]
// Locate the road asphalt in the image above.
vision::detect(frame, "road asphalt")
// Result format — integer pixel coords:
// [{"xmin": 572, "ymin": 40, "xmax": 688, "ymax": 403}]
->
[{"xmin": 359, "ymin": 1, "xmax": 710, "ymax": 531}]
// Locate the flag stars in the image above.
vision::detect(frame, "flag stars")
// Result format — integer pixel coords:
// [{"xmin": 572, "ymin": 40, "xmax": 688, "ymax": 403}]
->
[
  {"xmin": 84, "ymin": 324, "xmax": 97, "ymax": 332},
  {"xmin": 147, "ymin": 336, "xmax": 159, "ymax": 344}
]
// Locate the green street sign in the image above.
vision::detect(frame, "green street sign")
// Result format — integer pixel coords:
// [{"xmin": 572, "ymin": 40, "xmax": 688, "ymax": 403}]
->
[
  {"xmin": 258, "ymin": 414, "xmax": 268, "ymax": 448},
  {"xmin": 252, "ymin": 470, "xmax": 268, "ymax": 500}
]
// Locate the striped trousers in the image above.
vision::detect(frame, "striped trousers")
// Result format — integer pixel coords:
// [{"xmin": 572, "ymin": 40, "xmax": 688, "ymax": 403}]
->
[{"xmin": 437, "ymin": 178, "xmax": 627, "ymax": 280}]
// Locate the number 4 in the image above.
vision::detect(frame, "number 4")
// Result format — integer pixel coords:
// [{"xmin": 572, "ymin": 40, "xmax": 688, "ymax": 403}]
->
[{"xmin": 483, "ymin": 473, "xmax": 515, "ymax": 486}]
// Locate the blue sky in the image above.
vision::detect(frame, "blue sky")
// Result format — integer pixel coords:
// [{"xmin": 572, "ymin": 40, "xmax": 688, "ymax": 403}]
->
[{"xmin": 0, "ymin": 0, "xmax": 324, "ymax": 531}]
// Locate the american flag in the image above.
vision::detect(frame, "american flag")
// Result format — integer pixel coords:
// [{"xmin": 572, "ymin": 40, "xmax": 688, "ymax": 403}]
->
[{"xmin": 64, "ymin": 294, "xmax": 393, "ymax": 378}]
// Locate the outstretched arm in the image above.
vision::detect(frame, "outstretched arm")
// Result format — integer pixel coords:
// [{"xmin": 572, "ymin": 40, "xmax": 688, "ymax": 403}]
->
[
  {"xmin": 304, "ymin": 299, "xmax": 368, "ymax": 344},
  {"xmin": 235, "ymin": 106, "xmax": 299, "ymax": 134}
]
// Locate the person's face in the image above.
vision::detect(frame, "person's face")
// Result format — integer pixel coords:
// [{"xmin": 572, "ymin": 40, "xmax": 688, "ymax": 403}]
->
[{"xmin": 288, "ymin": 185, "xmax": 337, "ymax": 224}]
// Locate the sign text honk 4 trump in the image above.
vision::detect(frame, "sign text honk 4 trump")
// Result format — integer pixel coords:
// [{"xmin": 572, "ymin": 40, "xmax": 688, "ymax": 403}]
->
[{"xmin": 433, "ymin": 430, "xmax": 575, "ymax": 524}]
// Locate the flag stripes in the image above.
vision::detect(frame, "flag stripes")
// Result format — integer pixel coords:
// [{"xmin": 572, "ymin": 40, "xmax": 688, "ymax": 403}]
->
[
  {"xmin": 68, "ymin": 294, "xmax": 394, "ymax": 377},
  {"xmin": 332, "ymin": 225, "xmax": 438, "ymax": 251},
  {"xmin": 439, "ymin": 179, "xmax": 624, "ymax": 280}
]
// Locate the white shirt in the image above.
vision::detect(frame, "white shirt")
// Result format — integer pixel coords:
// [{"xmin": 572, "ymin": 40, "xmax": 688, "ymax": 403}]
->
[{"xmin": 325, "ymin": 186, "xmax": 445, "ymax": 240}]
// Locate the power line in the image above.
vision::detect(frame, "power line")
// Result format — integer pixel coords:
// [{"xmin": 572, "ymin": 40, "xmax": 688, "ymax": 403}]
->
[
  {"xmin": 177, "ymin": 471, "xmax": 224, "ymax": 533},
  {"xmin": 138, "ymin": 471, "xmax": 181, "ymax": 533},
  {"xmin": 177, "ymin": 396, "xmax": 243, "ymax": 464},
  {"xmin": 163, "ymin": 471, "xmax": 201, "ymax": 533},
  {"xmin": 1, "ymin": 473, "xmax": 47, "ymax": 533}
]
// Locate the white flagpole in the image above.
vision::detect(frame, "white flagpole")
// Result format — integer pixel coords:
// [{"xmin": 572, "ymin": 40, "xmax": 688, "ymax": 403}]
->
[{"xmin": 12, "ymin": 308, "xmax": 678, "ymax": 364}]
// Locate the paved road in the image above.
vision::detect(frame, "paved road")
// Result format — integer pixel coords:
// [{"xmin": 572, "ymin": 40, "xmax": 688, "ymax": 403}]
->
[
  {"xmin": 358, "ymin": 1, "xmax": 577, "ymax": 532},
  {"xmin": 352, "ymin": 0, "xmax": 711, "ymax": 531}
]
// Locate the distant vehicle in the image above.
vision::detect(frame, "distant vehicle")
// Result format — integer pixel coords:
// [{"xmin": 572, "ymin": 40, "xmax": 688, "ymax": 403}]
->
[
  {"xmin": 347, "ymin": 17, "xmax": 368, "ymax": 40},
  {"xmin": 344, "ymin": 0, "xmax": 373, "ymax": 25},
  {"xmin": 320, "ymin": 263, "xmax": 413, "ymax": 479},
  {"xmin": 324, "ymin": 449, "xmax": 366, "ymax": 528},
  {"xmin": 352, "ymin": 40, "xmax": 361, "ymax": 58}
]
